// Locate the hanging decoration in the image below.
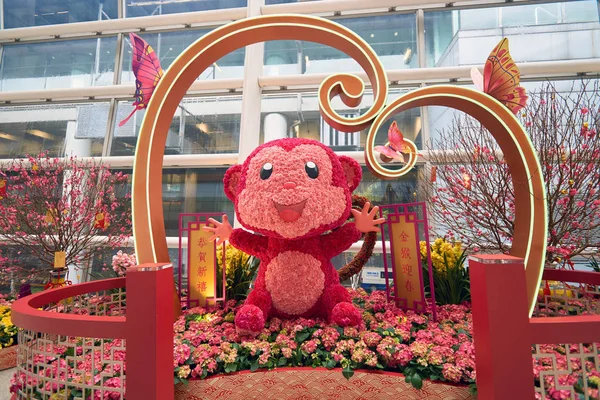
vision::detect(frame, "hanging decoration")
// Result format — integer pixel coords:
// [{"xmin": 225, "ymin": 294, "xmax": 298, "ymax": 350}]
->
[
  {"xmin": 45, "ymin": 209, "xmax": 57, "ymax": 224},
  {"xmin": 0, "ymin": 179, "xmax": 6, "ymax": 199},
  {"xmin": 374, "ymin": 121, "xmax": 410, "ymax": 163},
  {"xmin": 54, "ymin": 251, "xmax": 66, "ymax": 269},
  {"xmin": 119, "ymin": 33, "xmax": 164, "ymax": 127},
  {"xmin": 430, "ymin": 166, "xmax": 437, "ymax": 183},
  {"xmin": 470, "ymin": 38, "xmax": 528, "ymax": 115},
  {"xmin": 45, "ymin": 251, "xmax": 72, "ymax": 291},
  {"xmin": 462, "ymin": 173, "xmax": 472, "ymax": 190},
  {"xmin": 94, "ymin": 212, "xmax": 107, "ymax": 229}
]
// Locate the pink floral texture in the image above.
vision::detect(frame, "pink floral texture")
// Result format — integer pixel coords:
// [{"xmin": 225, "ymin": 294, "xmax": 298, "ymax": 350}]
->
[{"xmin": 111, "ymin": 251, "xmax": 137, "ymax": 276}]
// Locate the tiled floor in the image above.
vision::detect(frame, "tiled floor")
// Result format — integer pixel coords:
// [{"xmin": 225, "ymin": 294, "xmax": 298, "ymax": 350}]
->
[{"xmin": 0, "ymin": 368, "xmax": 14, "ymax": 400}]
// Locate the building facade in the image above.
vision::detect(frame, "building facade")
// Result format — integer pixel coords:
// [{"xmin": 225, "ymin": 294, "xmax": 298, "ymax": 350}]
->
[{"xmin": 0, "ymin": 0, "xmax": 598, "ymax": 284}]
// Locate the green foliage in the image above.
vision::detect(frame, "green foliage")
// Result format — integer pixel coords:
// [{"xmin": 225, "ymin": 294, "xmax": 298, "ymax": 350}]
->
[
  {"xmin": 216, "ymin": 244, "xmax": 260, "ymax": 301},
  {"xmin": 586, "ymin": 256, "xmax": 600, "ymax": 273},
  {"xmin": 422, "ymin": 246, "xmax": 470, "ymax": 305}
]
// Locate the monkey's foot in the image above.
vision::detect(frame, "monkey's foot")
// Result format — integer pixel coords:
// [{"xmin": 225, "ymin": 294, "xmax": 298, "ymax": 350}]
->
[
  {"xmin": 331, "ymin": 302, "xmax": 362, "ymax": 327},
  {"xmin": 234, "ymin": 304, "xmax": 265, "ymax": 336}
]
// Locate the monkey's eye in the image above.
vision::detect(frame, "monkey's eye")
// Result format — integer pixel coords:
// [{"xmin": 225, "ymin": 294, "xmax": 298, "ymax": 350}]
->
[
  {"xmin": 260, "ymin": 163, "xmax": 273, "ymax": 180},
  {"xmin": 305, "ymin": 161, "xmax": 318, "ymax": 179}
]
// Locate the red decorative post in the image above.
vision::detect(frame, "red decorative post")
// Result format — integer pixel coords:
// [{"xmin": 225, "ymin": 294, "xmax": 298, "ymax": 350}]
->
[
  {"xmin": 469, "ymin": 254, "xmax": 535, "ymax": 400},
  {"xmin": 126, "ymin": 263, "xmax": 174, "ymax": 400}
]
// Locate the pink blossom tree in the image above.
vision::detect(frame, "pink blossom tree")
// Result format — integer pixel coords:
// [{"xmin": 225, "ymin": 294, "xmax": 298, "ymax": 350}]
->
[
  {"xmin": 0, "ymin": 153, "xmax": 131, "ymax": 280},
  {"xmin": 423, "ymin": 80, "xmax": 600, "ymax": 265}
]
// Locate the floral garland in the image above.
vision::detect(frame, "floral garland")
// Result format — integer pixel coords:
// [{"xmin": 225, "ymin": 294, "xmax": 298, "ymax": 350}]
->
[{"xmin": 337, "ymin": 195, "xmax": 377, "ymax": 282}]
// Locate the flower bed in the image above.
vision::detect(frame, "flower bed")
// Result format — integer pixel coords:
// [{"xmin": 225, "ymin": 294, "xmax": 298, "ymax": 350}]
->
[
  {"xmin": 9, "ymin": 288, "xmax": 600, "ymax": 399},
  {"xmin": 0, "ymin": 295, "xmax": 17, "ymax": 349},
  {"xmin": 174, "ymin": 290, "xmax": 476, "ymax": 390}
]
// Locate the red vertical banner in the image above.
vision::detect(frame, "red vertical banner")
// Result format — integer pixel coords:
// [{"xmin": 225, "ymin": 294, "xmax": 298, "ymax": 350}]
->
[
  {"xmin": 187, "ymin": 221, "xmax": 216, "ymax": 307},
  {"xmin": 0, "ymin": 179, "xmax": 6, "ymax": 198},
  {"xmin": 388, "ymin": 213, "xmax": 425, "ymax": 310}
]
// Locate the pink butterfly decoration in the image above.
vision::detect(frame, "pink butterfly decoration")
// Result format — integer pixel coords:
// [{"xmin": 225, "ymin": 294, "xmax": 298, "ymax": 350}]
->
[
  {"xmin": 374, "ymin": 121, "xmax": 408, "ymax": 163},
  {"xmin": 470, "ymin": 38, "xmax": 528, "ymax": 115}
]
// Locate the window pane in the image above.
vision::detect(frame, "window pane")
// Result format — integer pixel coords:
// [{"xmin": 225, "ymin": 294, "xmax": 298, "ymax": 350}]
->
[
  {"xmin": 3, "ymin": 0, "xmax": 118, "ymax": 29},
  {"xmin": 265, "ymin": 0, "xmax": 318, "ymax": 3},
  {"xmin": 424, "ymin": 1, "xmax": 600, "ymax": 67},
  {"xmin": 0, "ymin": 102, "xmax": 107, "ymax": 158},
  {"xmin": 120, "ymin": 30, "xmax": 245, "ymax": 82},
  {"xmin": 109, "ymin": 167, "xmax": 233, "ymax": 238},
  {"xmin": 112, "ymin": 96, "xmax": 242, "ymax": 156},
  {"xmin": 260, "ymin": 88, "xmax": 423, "ymax": 152},
  {"xmin": 356, "ymin": 166, "xmax": 421, "ymax": 206},
  {"xmin": 502, "ymin": 3, "xmax": 561, "ymax": 26},
  {"xmin": 426, "ymin": 79, "xmax": 598, "ymax": 145},
  {"xmin": 125, "ymin": 0, "xmax": 246, "ymax": 18},
  {"xmin": 564, "ymin": 0, "xmax": 600, "ymax": 23},
  {"xmin": 264, "ymin": 14, "xmax": 417, "ymax": 75},
  {"xmin": 0, "ymin": 37, "xmax": 117, "ymax": 91}
]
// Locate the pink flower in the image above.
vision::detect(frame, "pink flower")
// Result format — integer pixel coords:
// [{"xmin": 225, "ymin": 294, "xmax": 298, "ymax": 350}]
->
[
  {"xmin": 173, "ymin": 344, "xmax": 191, "ymax": 366},
  {"xmin": 442, "ymin": 363, "xmax": 463, "ymax": 382},
  {"xmin": 569, "ymin": 189, "xmax": 578, "ymax": 196},
  {"xmin": 581, "ymin": 107, "xmax": 589, "ymax": 115}
]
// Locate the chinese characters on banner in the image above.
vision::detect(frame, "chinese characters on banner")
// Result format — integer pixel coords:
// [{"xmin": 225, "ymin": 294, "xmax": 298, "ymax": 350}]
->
[
  {"xmin": 188, "ymin": 222, "xmax": 216, "ymax": 306},
  {"xmin": 389, "ymin": 214, "xmax": 424, "ymax": 309}
]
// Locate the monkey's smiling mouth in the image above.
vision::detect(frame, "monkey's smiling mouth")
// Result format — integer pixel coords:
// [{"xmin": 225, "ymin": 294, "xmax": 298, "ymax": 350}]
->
[{"xmin": 273, "ymin": 199, "xmax": 307, "ymax": 222}]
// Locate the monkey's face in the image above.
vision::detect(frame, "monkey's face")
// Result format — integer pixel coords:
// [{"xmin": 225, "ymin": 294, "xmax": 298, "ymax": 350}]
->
[{"xmin": 225, "ymin": 139, "xmax": 361, "ymax": 239}]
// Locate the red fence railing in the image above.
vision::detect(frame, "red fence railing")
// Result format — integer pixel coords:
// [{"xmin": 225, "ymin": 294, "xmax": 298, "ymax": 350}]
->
[
  {"xmin": 10, "ymin": 263, "xmax": 175, "ymax": 400},
  {"xmin": 470, "ymin": 255, "xmax": 600, "ymax": 400},
  {"xmin": 10, "ymin": 256, "xmax": 599, "ymax": 399}
]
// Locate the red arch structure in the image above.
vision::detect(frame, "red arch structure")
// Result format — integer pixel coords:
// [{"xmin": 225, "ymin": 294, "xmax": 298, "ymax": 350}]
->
[
  {"xmin": 364, "ymin": 85, "xmax": 547, "ymax": 315},
  {"xmin": 129, "ymin": 15, "xmax": 546, "ymax": 317}
]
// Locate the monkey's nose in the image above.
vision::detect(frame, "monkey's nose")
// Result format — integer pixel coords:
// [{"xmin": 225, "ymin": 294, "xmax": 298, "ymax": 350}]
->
[{"xmin": 283, "ymin": 182, "xmax": 296, "ymax": 189}]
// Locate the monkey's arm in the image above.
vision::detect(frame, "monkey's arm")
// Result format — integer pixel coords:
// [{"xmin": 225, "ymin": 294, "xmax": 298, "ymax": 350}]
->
[
  {"xmin": 321, "ymin": 223, "xmax": 362, "ymax": 258},
  {"xmin": 229, "ymin": 228, "xmax": 268, "ymax": 258}
]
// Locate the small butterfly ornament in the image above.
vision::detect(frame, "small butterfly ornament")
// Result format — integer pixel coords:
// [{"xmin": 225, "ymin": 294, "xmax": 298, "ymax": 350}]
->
[
  {"xmin": 119, "ymin": 33, "xmax": 164, "ymax": 127},
  {"xmin": 374, "ymin": 121, "xmax": 410, "ymax": 164},
  {"xmin": 470, "ymin": 38, "xmax": 528, "ymax": 114}
]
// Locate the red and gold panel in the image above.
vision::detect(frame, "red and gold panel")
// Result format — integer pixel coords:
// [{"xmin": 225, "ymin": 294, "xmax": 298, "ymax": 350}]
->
[
  {"xmin": 187, "ymin": 222, "xmax": 217, "ymax": 307},
  {"xmin": 388, "ymin": 213, "xmax": 424, "ymax": 311}
]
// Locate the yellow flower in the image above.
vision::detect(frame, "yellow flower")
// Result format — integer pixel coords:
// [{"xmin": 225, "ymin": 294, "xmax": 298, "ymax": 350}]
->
[{"xmin": 420, "ymin": 238, "xmax": 464, "ymax": 274}]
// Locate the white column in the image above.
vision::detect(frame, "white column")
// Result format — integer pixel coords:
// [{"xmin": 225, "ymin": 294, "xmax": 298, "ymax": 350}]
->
[
  {"xmin": 263, "ymin": 113, "xmax": 287, "ymax": 143},
  {"xmin": 237, "ymin": 0, "xmax": 264, "ymax": 162},
  {"xmin": 235, "ymin": 0, "xmax": 265, "ymax": 229},
  {"xmin": 63, "ymin": 120, "xmax": 91, "ymax": 157}
]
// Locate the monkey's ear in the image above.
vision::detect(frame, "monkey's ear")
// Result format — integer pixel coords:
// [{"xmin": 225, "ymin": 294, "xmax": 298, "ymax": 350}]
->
[
  {"xmin": 224, "ymin": 164, "xmax": 243, "ymax": 201},
  {"xmin": 338, "ymin": 156, "xmax": 361, "ymax": 192}
]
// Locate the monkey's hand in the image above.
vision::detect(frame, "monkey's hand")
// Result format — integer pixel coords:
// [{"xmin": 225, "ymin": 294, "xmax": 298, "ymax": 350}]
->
[
  {"xmin": 351, "ymin": 202, "xmax": 385, "ymax": 233},
  {"xmin": 203, "ymin": 215, "xmax": 233, "ymax": 245}
]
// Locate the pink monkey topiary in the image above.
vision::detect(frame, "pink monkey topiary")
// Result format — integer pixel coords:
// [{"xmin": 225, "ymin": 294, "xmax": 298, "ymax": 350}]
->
[{"xmin": 204, "ymin": 138, "xmax": 384, "ymax": 336}]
